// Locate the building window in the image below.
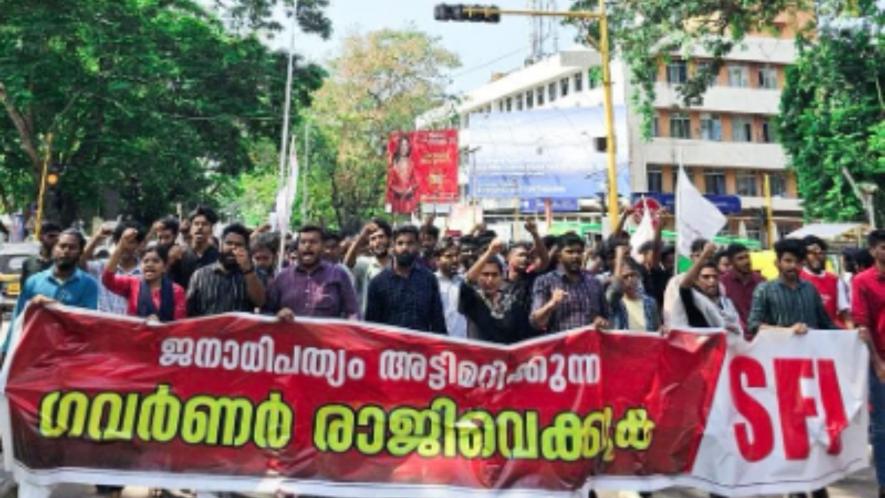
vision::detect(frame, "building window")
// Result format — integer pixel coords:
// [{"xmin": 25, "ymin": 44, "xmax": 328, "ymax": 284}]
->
[
  {"xmin": 548, "ymin": 82, "xmax": 557, "ymax": 102},
  {"xmin": 526, "ymin": 91, "xmax": 534, "ymax": 109},
  {"xmin": 704, "ymin": 171, "xmax": 726, "ymax": 195},
  {"xmin": 667, "ymin": 60, "xmax": 688, "ymax": 84},
  {"xmin": 770, "ymin": 173, "xmax": 787, "ymax": 197},
  {"xmin": 732, "ymin": 116, "xmax": 752, "ymax": 142},
  {"xmin": 761, "ymin": 119, "xmax": 775, "ymax": 143},
  {"xmin": 700, "ymin": 113, "xmax": 722, "ymax": 141},
  {"xmin": 574, "ymin": 72, "xmax": 583, "ymax": 92},
  {"xmin": 652, "ymin": 116, "xmax": 660, "ymax": 137},
  {"xmin": 647, "ymin": 166, "xmax": 663, "ymax": 193},
  {"xmin": 670, "ymin": 113, "xmax": 691, "ymax": 139},
  {"xmin": 727, "ymin": 65, "xmax": 749, "ymax": 87},
  {"xmin": 515, "ymin": 95, "xmax": 523, "ymax": 111},
  {"xmin": 536, "ymin": 87, "xmax": 545, "ymax": 106},
  {"xmin": 736, "ymin": 172, "xmax": 758, "ymax": 196},
  {"xmin": 696, "ymin": 61, "xmax": 717, "ymax": 85},
  {"xmin": 505, "ymin": 97, "xmax": 512, "ymax": 112},
  {"xmin": 497, "ymin": 100, "xmax": 504, "ymax": 112},
  {"xmin": 758, "ymin": 66, "xmax": 778, "ymax": 89},
  {"xmin": 560, "ymin": 78, "xmax": 569, "ymax": 97}
]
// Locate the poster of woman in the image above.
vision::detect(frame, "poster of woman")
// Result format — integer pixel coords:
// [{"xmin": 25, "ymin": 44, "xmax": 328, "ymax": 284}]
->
[{"xmin": 387, "ymin": 133, "xmax": 419, "ymax": 213}]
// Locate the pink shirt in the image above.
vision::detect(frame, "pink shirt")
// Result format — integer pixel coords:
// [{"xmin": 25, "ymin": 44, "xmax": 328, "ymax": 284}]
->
[{"xmin": 102, "ymin": 271, "xmax": 187, "ymax": 320}]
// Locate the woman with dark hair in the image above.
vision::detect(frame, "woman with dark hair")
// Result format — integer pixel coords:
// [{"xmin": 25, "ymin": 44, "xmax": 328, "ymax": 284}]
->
[
  {"xmin": 102, "ymin": 228, "xmax": 186, "ymax": 321},
  {"xmin": 388, "ymin": 133, "xmax": 418, "ymax": 213}
]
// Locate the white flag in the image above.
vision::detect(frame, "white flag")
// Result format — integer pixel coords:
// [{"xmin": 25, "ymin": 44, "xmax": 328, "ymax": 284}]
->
[
  {"xmin": 630, "ymin": 197, "xmax": 655, "ymax": 261},
  {"xmin": 274, "ymin": 135, "xmax": 298, "ymax": 233},
  {"xmin": 676, "ymin": 165, "xmax": 725, "ymax": 256}
]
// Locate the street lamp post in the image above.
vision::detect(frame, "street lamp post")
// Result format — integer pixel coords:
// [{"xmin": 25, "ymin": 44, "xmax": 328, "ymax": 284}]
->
[{"xmin": 435, "ymin": 3, "xmax": 621, "ymax": 224}]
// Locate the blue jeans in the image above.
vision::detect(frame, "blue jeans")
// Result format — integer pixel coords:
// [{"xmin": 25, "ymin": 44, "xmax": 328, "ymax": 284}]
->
[{"xmin": 870, "ymin": 367, "xmax": 885, "ymax": 487}]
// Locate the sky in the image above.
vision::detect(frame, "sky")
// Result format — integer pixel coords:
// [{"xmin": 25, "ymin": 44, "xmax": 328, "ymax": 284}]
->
[{"xmin": 264, "ymin": 0, "xmax": 582, "ymax": 94}]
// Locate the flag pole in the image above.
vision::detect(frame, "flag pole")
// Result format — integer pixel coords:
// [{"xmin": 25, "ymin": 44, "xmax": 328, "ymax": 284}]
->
[{"xmin": 277, "ymin": 6, "xmax": 297, "ymax": 271}]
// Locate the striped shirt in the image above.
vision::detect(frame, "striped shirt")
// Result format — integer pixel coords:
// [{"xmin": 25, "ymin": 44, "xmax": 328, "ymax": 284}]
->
[
  {"xmin": 186, "ymin": 262, "xmax": 257, "ymax": 317},
  {"xmin": 747, "ymin": 278, "xmax": 836, "ymax": 337}
]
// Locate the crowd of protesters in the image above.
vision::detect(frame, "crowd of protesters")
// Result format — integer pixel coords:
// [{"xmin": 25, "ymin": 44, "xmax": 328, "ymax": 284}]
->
[{"xmin": 6, "ymin": 205, "xmax": 885, "ymax": 498}]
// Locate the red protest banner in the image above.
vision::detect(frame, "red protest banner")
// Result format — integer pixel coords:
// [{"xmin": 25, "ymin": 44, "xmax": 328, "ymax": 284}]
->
[
  {"xmin": 387, "ymin": 130, "xmax": 458, "ymax": 213},
  {"xmin": 0, "ymin": 306, "xmax": 869, "ymax": 497}
]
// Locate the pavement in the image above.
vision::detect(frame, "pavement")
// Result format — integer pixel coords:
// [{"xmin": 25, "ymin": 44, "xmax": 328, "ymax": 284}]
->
[{"xmin": 0, "ymin": 465, "xmax": 872, "ymax": 498}]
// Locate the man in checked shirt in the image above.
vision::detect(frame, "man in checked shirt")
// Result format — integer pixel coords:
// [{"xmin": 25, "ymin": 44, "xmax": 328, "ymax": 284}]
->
[{"xmin": 531, "ymin": 231, "xmax": 610, "ymax": 333}]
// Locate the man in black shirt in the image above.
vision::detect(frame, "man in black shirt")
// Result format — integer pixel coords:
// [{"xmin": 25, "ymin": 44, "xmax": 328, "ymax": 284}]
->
[
  {"xmin": 460, "ymin": 239, "xmax": 521, "ymax": 344},
  {"xmin": 170, "ymin": 206, "xmax": 219, "ymax": 288},
  {"xmin": 365, "ymin": 225, "xmax": 446, "ymax": 334}
]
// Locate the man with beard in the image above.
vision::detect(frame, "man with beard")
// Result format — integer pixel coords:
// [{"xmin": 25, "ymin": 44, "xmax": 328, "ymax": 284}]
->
[
  {"xmin": 502, "ymin": 219, "xmax": 550, "ymax": 340},
  {"xmin": 10, "ymin": 229, "xmax": 98, "ymax": 347},
  {"xmin": 531, "ymin": 232, "xmax": 609, "ymax": 334},
  {"xmin": 365, "ymin": 225, "xmax": 446, "ymax": 334},
  {"xmin": 267, "ymin": 225, "xmax": 358, "ymax": 321},
  {"xmin": 250, "ymin": 232, "xmax": 279, "ymax": 281},
  {"xmin": 20, "ymin": 220, "xmax": 61, "ymax": 286},
  {"xmin": 674, "ymin": 242, "xmax": 742, "ymax": 336},
  {"xmin": 748, "ymin": 237, "xmax": 835, "ymax": 498},
  {"xmin": 435, "ymin": 239, "xmax": 467, "ymax": 338},
  {"xmin": 458, "ymin": 235, "xmax": 480, "ymax": 273},
  {"xmin": 345, "ymin": 218, "xmax": 392, "ymax": 314},
  {"xmin": 170, "ymin": 206, "xmax": 220, "ymax": 288},
  {"xmin": 801, "ymin": 235, "xmax": 850, "ymax": 328},
  {"xmin": 720, "ymin": 243, "xmax": 765, "ymax": 333},
  {"xmin": 186, "ymin": 223, "xmax": 265, "ymax": 316}
]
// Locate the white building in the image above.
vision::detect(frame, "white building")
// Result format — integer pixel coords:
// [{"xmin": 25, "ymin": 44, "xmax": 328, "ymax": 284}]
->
[{"xmin": 418, "ymin": 20, "xmax": 807, "ymax": 242}]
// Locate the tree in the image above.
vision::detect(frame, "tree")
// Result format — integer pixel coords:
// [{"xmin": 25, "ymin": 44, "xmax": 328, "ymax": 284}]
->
[
  {"xmin": 305, "ymin": 29, "xmax": 460, "ymax": 232},
  {"xmin": 567, "ymin": 0, "xmax": 813, "ymax": 135},
  {"xmin": 0, "ymin": 0, "xmax": 324, "ymax": 225},
  {"xmin": 778, "ymin": 4, "xmax": 885, "ymax": 223}
]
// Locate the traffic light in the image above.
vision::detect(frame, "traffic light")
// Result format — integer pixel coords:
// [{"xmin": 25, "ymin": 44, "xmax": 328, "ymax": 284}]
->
[
  {"xmin": 434, "ymin": 4, "xmax": 501, "ymax": 23},
  {"xmin": 45, "ymin": 164, "xmax": 62, "ymax": 189}
]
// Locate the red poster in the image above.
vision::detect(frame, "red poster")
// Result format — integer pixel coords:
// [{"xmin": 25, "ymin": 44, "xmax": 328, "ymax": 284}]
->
[{"xmin": 387, "ymin": 130, "xmax": 458, "ymax": 213}]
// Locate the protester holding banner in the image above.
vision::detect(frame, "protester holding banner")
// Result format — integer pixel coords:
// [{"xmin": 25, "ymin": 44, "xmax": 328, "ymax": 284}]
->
[
  {"xmin": 266, "ymin": 225, "xmax": 359, "ymax": 321},
  {"xmin": 101, "ymin": 228, "xmax": 186, "ymax": 322},
  {"xmin": 531, "ymin": 232, "xmax": 609, "ymax": 333},
  {"xmin": 365, "ymin": 225, "xmax": 446, "ymax": 334},
  {"xmin": 748, "ymin": 238, "xmax": 836, "ymax": 338},
  {"xmin": 676, "ymin": 242, "xmax": 742, "ymax": 335},
  {"xmin": 853, "ymin": 229, "xmax": 885, "ymax": 498}
]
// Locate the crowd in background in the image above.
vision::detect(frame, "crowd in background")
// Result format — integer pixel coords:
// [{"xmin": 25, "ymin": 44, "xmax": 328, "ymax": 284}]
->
[{"xmin": 7, "ymin": 205, "xmax": 885, "ymax": 498}]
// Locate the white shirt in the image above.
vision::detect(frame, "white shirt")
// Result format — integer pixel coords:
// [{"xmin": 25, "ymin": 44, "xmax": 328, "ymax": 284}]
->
[
  {"xmin": 435, "ymin": 272, "xmax": 468, "ymax": 339},
  {"xmin": 87, "ymin": 259, "xmax": 141, "ymax": 315},
  {"xmin": 352, "ymin": 255, "xmax": 387, "ymax": 315}
]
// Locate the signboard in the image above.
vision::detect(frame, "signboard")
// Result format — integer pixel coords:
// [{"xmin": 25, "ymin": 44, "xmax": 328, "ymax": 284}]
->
[
  {"xmin": 631, "ymin": 193, "xmax": 742, "ymax": 215},
  {"xmin": 0, "ymin": 305, "xmax": 869, "ymax": 497},
  {"xmin": 465, "ymin": 107, "xmax": 631, "ymax": 199},
  {"xmin": 387, "ymin": 130, "xmax": 459, "ymax": 213},
  {"xmin": 520, "ymin": 198, "xmax": 580, "ymax": 214}
]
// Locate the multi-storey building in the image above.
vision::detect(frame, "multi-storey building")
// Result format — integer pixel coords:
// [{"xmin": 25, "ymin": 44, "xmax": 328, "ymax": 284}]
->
[{"xmin": 418, "ymin": 15, "xmax": 809, "ymax": 243}]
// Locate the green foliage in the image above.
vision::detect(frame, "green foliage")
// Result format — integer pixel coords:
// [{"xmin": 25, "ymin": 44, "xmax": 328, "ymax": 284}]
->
[
  {"xmin": 218, "ymin": 0, "xmax": 332, "ymax": 38},
  {"xmin": 778, "ymin": 9, "xmax": 885, "ymax": 223},
  {"xmin": 0, "ymin": 0, "xmax": 324, "ymax": 224},
  {"xmin": 567, "ymin": 0, "xmax": 813, "ymax": 137},
  {"xmin": 306, "ymin": 28, "xmax": 460, "ymax": 232}
]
